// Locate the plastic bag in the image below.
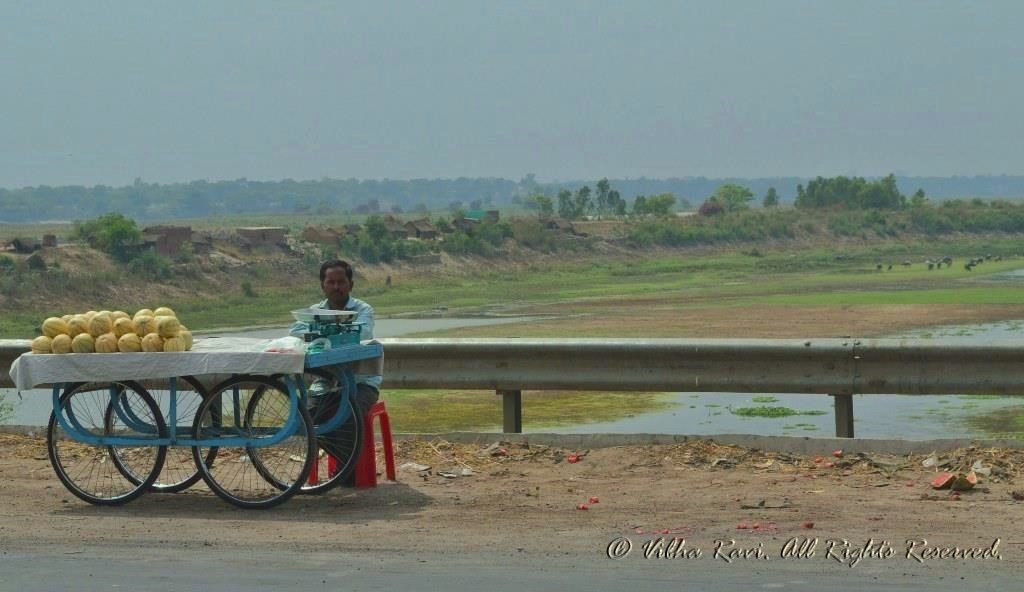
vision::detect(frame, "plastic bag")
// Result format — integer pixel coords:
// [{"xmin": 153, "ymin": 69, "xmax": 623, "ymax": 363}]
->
[{"xmin": 263, "ymin": 336, "xmax": 306, "ymax": 353}]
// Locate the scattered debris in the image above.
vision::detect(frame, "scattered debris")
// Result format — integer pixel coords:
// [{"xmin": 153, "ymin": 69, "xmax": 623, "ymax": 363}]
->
[
  {"xmin": 740, "ymin": 498, "xmax": 792, "ymax": 510},
  {"xmin": 931, "ymin": 471, "xmax": 978, "ymax": 491},
  {"xmin": 566, "ymin": 451, "xmax": 589, "ymax": 464},
  {"xmin": 400, "ymin": 462, "xmax": 431, "ymax": 472},
  {"xmin": 931, "ymin": 472, "xmax": 956, "ymax": 489},
  {"xmin": 951, "ymin": 471, "xmax": 978, "ymax": 491}
]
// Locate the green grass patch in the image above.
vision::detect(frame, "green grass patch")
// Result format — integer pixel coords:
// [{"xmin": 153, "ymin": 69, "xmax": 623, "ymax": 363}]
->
[
  {"xmin": 964, "ymin": 405, "xmax": 1024, "ymax": 437},
  {"xmin": 751, "ymin": 396, "xmax": 780, "ymax": 403},
  {"xmin": 384, "ymin": 389, "xmax": 675, "ymax": 432},
  {"xmin": 730, "ymin": 406, "xmax": 828, "ymax": 418}
]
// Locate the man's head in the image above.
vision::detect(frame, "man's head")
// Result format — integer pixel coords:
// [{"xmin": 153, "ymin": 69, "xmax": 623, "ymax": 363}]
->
[{"xmin": 319, "ymin": 259, "xmax": 354, "ymax": 309}]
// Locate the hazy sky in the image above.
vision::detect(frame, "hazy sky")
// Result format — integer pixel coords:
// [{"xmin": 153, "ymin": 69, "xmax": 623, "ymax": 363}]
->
[{"xmin": 2, "ymin": 1, "xmax": 1022, "ymax": 188}]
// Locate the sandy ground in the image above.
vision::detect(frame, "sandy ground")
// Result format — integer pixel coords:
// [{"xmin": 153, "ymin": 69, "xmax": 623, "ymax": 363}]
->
[{"xmin": 1, "ymin": 433, "xmax": 1022, "ymax": 570}]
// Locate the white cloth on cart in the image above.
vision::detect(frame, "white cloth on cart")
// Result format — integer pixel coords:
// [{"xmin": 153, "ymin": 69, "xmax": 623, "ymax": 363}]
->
[{"xmin": 9, "ymin": 337, "xmax": 305, "ymax": 391}]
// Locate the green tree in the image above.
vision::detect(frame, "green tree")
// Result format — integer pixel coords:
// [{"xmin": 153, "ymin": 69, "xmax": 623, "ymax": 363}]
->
[
  {"xmin": 910, "ymin": 188, "xmax": 928, "ymax": 208},
  {"xmin": 709, "ymin": 184, "xmax": 753, "ymax": 213},
  {"xmin": 595, "ymin": 178, "xmax": 611, "ymax": 217},
  {"xmin": 644, "ymin": 193, "xmax": 677, "ymax": 216},
  {"xmin": 763, "ymin": 187, "xmax": 779, "ymax": 208},
  {"xmin": 526, "ymin": 194, "xmax": 554, "ymax": 216},
  {"xmin": 609, "ymin": 190, "xmax": 626, "ymax": 216},
  {"xmin": 72, "ymin": 212, "xmax": 142, "ymax": 262},
  {"xmin": 557, "ymin": 189, "xmax": 575, "ymax": 219},
  {"xmin": 363, "ymin": 215, "xmax": 389, "ymax": 242},
  {"xmin": 574, "ymin": 186, "xmax": 592, "ymax": 219},
  {"xmin": 633, "ymin": 193, "xmax": 676, "ymax": 216},
  {"xmin": 631, "ymin": 195, "xmax": 647, "ymax": 216}
]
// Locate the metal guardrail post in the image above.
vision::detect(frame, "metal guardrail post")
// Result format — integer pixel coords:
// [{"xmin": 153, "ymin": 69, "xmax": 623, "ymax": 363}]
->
[
  {"xmin": 498, "ymin": 389, "xmax": 522, "ymax": 433},
  {"xmin": 831, "ymin": 394, "xmax": 854, "ymax": 438}
]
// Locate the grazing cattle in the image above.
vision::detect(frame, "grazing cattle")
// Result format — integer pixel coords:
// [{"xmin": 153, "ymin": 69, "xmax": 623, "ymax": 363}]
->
[
  {"xmin": 927, "ymin": 261, "xmax": 934, "ymax": 270},
  {"xmin": 875, "ymin": 263, "xmax": 883, "ymax": 271}
]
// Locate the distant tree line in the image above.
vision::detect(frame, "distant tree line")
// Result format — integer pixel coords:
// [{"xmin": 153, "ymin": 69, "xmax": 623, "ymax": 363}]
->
[
  {"xmin": 524, "ymin": 178, "xmax": 681, "ymax": 220},
  {"xmin": 4, "ymin": 174, "xmax": 1024, "ymax": 223}
]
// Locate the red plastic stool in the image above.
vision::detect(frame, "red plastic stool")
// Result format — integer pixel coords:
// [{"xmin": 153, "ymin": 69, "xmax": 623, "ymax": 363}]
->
[{"xmin": 354, "ymin": 401, "xmax": 396, "ymax": 488}]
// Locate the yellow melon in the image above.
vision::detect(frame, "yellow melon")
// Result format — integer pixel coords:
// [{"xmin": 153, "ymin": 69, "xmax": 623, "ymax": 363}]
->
[
  {"xmin": 42, "ymin": 317, "xmax": 69, "ymax": 338},
  {"xmin": 134, "ymin": 315, "xmax": 156, "ymax": 337},
  {"xmin": 31, "ymin": 335, "xmax": 53, "ymax": 354},
  {"xmin": 67, "ymin": 315, "xmax": 89, "ymax": 337},
  {"xmin": 155, "ymin": 315, "xmax": 181, "ymax": 339},
  {"xmin": 71, "ymin": 333, "xmax": 95, "ymax": 353},
  {"xmin": 153, "ymin": 306, "xmax": 176, "ymax": 318},
  {"xmin": 60, "ymin": 314, "xmax": 73, "ymax": 323},
  {"xmin": 113, "ymin": 317, "xmax": 135, "ymax": 338},
  {"xmin": 95, "ymin": 332, "xmax": 118, "ymax": 353},
  {"xmin": 84, "ymin": 311, "xmax": 97, "ymax": 322},
  {"xmin": 88, "ymin": 312, "xmax": 112, "ymax": 338},
  {"xmin": 141, "ymin": 333, "xmax": 164, "ymax": 352},
  {"xmin": 117, "ymin": 333, "xmax": 142, "ymax": 353},
  {"xmin": 178, "ymin": 327, "xmax": 193, "ymax": 350},
  {"xmin": 110, "ymin": 310, "xmax": 131, "ymax": 322},
  {"xmin": 163, "ymin": 336, "xmax": 187, "ymax": 352},
  {"xmin": 50, "ymin": 334, "xmax": 72, "ymax": 354},
  {"xmin": 133, "ymin": 308, "xmax": 154, "ymax": 320}
]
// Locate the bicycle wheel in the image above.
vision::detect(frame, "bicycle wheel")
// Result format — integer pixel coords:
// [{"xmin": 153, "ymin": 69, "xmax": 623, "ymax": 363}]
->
[
  {"xmin": 192, "ymin": 375, "xmax": 315, "ymax": 509},
  {"xmin": 47, "ymin": 381, "xmax": 167, "ymax": 506},
  {"xmin": 107, "ymin": 375, "xmax": 215, "ymax": 493},
  {"xmin": 295, "ymin": 368, "xmax": 364, "ymax": 495}
]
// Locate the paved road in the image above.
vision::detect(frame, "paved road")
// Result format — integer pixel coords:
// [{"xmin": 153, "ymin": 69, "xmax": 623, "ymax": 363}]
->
[{"xmin": 1, "ymin": 546, "xmax": 1015, "ymax": 591}]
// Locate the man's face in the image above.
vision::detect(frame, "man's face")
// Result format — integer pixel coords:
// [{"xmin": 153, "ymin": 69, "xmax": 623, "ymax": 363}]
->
[{"xmin": 321, "ymin": 267, "xmax": 352, "ymax": 308}]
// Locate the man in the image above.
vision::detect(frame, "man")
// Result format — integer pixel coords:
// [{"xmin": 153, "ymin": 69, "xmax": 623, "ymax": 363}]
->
[{"xmin": 289, "ymin": 259, "xmax": 380, "ymax": 420}]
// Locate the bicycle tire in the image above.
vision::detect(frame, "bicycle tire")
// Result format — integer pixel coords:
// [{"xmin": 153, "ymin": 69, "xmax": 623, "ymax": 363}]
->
[
  {"xmin": 48, "ymin": 381, "xmax": 167, "ymax": 506},
  {"xmin": 292, "ymin": 367, "xmax": 364, "ymax": 495},
  {"xmin": 106, "ymin": 375, "xmax": 216, "ymax": 493},
  {"xmin": 192, "ymin": 375, "xmax": 315, "ymax": 509}
]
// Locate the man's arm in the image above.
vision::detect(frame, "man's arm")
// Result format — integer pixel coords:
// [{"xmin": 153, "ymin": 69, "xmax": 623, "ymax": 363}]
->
[
  {"xmin": 352, "ymin": 299, "xmax": 375, "ymax": 341},
  {"xmin": 288, "ymin": 320, "xmax": 310, "ymax": 337}
]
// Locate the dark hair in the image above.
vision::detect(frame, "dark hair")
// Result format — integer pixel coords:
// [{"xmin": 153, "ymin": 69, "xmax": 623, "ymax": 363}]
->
[{"xmin": 319, "ymin": 259, "xmax": 354, "ymax": 282}]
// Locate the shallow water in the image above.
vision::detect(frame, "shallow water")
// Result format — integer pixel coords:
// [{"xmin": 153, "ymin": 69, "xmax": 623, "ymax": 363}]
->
[{"xmin": 541, "ymin": 319, "xmax": 1024, "ymax": 439}]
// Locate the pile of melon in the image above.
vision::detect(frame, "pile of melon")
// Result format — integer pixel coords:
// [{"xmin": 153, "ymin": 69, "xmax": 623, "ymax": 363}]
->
[{"xmin": 30, "ymin": 307, "xmax": 194, "ymax": 354}]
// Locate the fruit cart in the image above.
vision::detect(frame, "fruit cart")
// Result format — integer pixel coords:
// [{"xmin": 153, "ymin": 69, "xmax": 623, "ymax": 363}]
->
[{"xmin": 8, "ymin": 335, "xmax": 383, "ymax": 509}]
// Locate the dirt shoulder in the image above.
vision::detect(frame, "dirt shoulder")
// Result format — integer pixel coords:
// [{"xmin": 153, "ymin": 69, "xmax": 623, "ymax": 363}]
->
[{"xmin": 2, "ymin": 434, "xmax": 1022, "ymax": 567}]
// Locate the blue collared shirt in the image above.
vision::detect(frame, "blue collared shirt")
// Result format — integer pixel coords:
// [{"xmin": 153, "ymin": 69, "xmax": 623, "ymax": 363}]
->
[{"xmin": 289, "ymin": 296, "xmax": 381, "ymax": 390}]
